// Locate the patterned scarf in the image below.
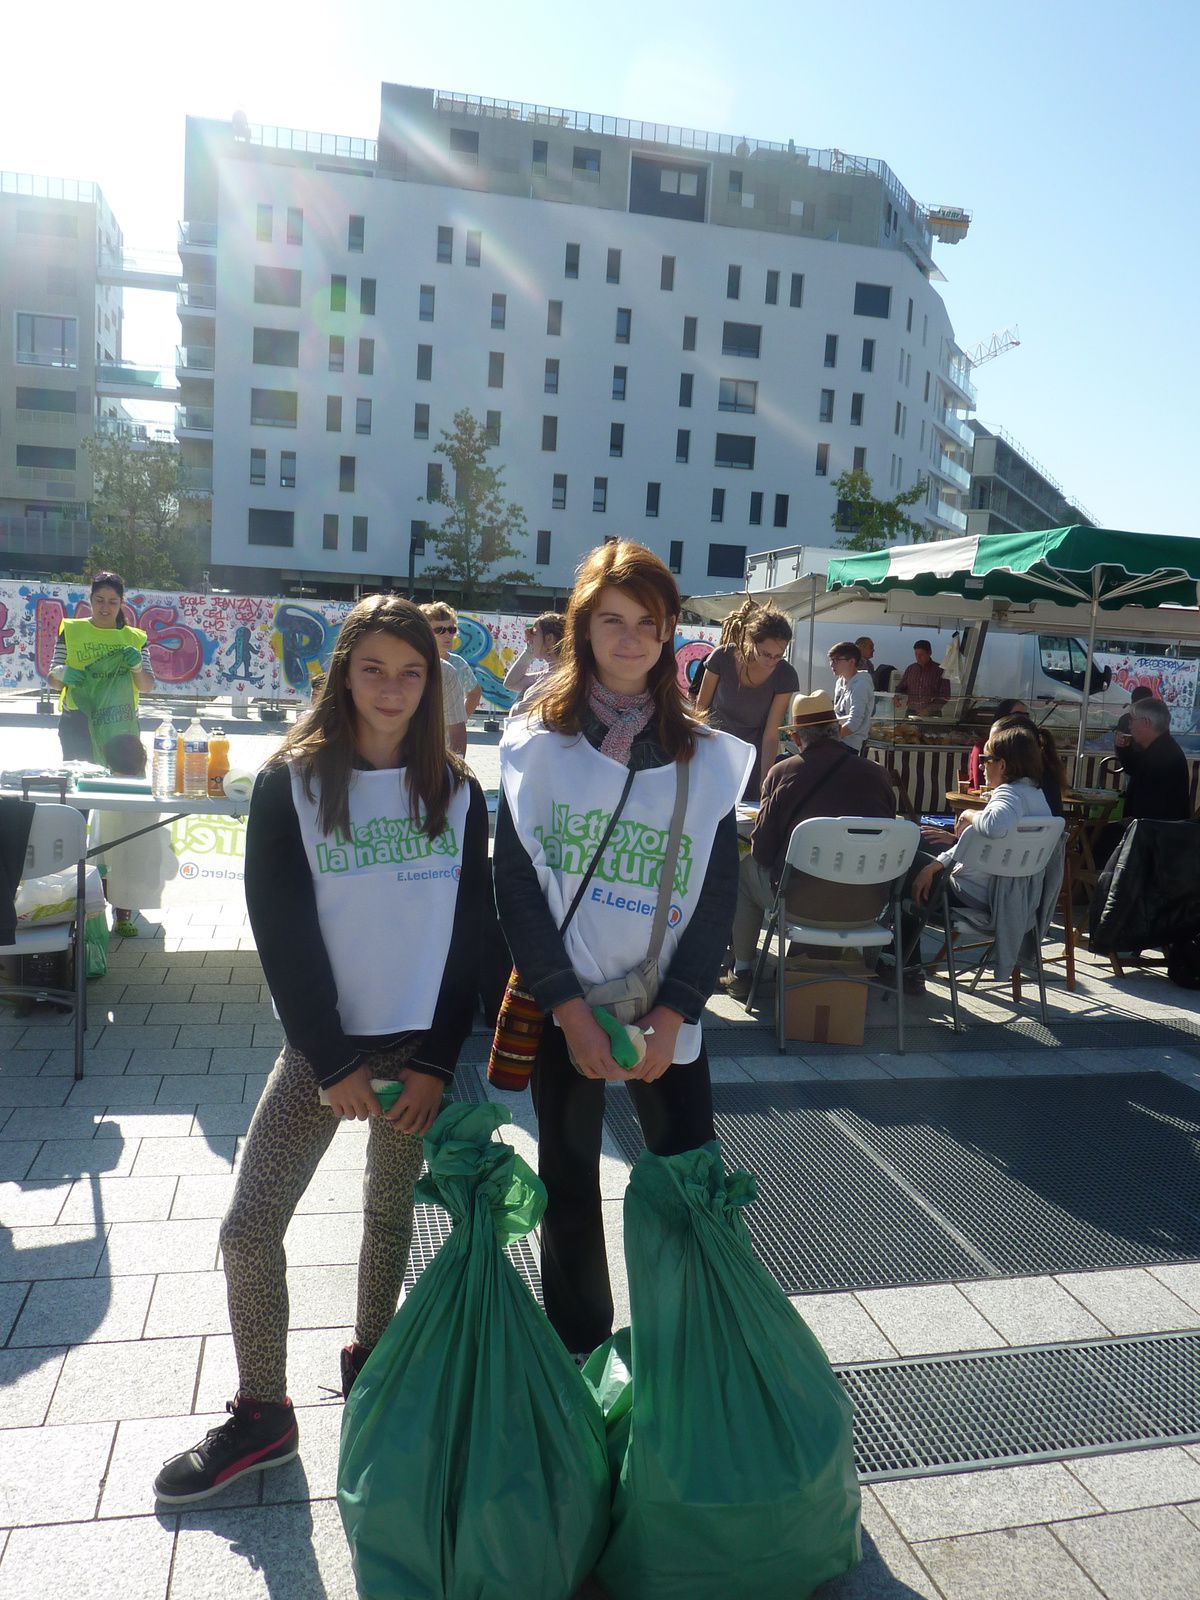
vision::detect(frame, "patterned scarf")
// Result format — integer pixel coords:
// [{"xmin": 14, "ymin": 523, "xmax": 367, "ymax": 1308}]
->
[{"xmin": 588, "ymin": 679, "xmax": 655, "ymax": 766}]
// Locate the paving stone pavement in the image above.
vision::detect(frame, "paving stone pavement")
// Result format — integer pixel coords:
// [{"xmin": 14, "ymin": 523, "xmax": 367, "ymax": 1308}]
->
[{"xmin": 3, "ymin": 892, "xmax": 1200, "ymax": 1599}]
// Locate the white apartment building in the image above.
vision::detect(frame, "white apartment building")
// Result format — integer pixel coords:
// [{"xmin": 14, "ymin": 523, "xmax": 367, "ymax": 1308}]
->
[{"xmin": 181, "ymin": 85, "xmax": 977, "ymax": 598}]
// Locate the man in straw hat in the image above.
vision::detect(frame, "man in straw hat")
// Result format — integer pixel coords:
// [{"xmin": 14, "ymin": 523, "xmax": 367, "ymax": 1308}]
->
[{"xmin": 723, "ymin": 690, "xmax": 895, "ymax": 999}]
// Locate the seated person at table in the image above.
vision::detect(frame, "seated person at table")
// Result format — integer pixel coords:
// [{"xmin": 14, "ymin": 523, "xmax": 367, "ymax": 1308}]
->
[
  {"xmin": 967, "ymin": 699, "xmax": 1026, "ymax": 789},
  {"xmin": 993, "ymin": 713, "xmax": 1065, "ymax": 818},
  {"xmin": 1113, "ymin": 685, "xmax": 1155, "ymax": 747},
  {"xmin": 896, "ymin": 640, "xmax": 952, "ymax": 715},
  {"xmin": 724, "ymin": 690, "xmax": 895, "ymax": 999}
]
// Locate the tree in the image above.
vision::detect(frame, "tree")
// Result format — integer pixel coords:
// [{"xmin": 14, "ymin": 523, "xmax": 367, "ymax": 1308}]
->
[
  {"xmin": 830, "ymin": 468, "xmax": 931, "ymax": 552},
  {"xmin": 420, "ymin": 409, "xmax": 532, "ymax": 603},
  {"xmin": 83, "ymin": 431, "xmax": 204, "ymax": 588}
]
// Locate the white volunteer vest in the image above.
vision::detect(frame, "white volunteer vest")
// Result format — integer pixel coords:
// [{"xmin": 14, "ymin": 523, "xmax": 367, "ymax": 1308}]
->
[
  {"xmin": 289, "ymin": 765, "xmax": 469, "ymax": 1037},
  {"xmin": 501, "ymin": 718, "xmax": 754, "ymax": 1062}
]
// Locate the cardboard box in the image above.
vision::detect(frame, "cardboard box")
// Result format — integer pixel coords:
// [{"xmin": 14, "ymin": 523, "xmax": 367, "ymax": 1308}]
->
[{"xmin": 782, "ymin": 950, "xmax": 869, "ymax": 1046}]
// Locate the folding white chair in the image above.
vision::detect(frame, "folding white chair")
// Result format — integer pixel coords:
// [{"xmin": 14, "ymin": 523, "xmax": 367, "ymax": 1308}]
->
[
  {"xmin": 746, "ymin": 816, "xmax": 921, "ymax": 1054},
  {"xmin": 0, "ymin": 803, "xmax": 89, "ymax": 1079},
  {"xmin": 934, "ymin": 816, "xmax": 1066, "ymax": 1033}
]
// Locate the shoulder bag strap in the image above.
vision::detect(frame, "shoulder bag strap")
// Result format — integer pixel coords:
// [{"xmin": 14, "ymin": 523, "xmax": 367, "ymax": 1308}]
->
[
  {"xmin": 645, "ymin": 759, "xmax": 691, "ymax": 964},
  {"xmin": 558, "ymin": 765, "xmax": 637, "ymax": 936}
]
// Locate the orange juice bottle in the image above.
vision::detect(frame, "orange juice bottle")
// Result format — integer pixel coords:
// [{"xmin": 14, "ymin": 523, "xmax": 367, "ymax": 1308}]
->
[
  {"xmin": 207, "ymin": 728, "xmax": 230, "ymax": 797},
  {"xmin": 175, "ymin": 730, "xmax": 185, "ymax": 794}
]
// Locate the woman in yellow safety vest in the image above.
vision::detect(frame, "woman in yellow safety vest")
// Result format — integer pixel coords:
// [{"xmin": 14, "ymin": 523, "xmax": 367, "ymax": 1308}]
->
[{"xmin": 48, "ymin": 571, "xmax": 154, "ymax": 764}]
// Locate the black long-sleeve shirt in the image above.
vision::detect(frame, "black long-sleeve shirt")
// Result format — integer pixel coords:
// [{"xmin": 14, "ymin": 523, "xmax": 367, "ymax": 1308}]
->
[
  {"xmin": 1116, "ymin": 733, "xmax": 1192, "ymax": 822},
  {"xmin": 492, "ymin": 714, "xmax": 740, "ymax": 1023},
  {"xmin": 245, "ymin": 761, "xmax": 490, "ymax": 1089}
]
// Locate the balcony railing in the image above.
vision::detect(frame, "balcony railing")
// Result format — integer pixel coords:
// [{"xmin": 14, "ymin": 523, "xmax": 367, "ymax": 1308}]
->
[
  {"xmin": 178, "ymin": 219, "xmax": 218, "ymax": 248},
  {"xmin": 935, "ymin": 408, "xmax": 975, "ymax": 448},
  {"xmin": 93, "ymin": 416, "xmax": 175, "ymax": 444},
  {"xmin": 176, "ymin": 345, "xmax": 215, "ymax": 372},
  {"xmin": 0, "ymin": 513, "xmax": 94, "ymax": 559},
  {"xmin": 250, "ymin": 124, "xmax": 377, "ymax": 162},
  {"xmin": 935, "ymin": 498, "xmax": 968, "ymax": 531},
  {"xmin": 15, "ymin": 408, "xmax": 79, "ymax": 429},
  {"xmin": 940, "ymin": 358, "xmax": 977, "ymax": 404},
  {"xmin": 177, "ymin": 283, "xmax": 216, "ymax": 311},
  {"xmin": 1, "ymin": 170, "xmax": 99, "ymax": 204},
  {"xmin": 179, "ymin": 466, "xmax": 213, "ymax": 493},
  {"xmin": 934, "ymin": 453, "xmax": 971, "ymax": 491},
  {"xmin": 97, "ymin": 360, "xmax": 177, "ymax": 392},
  {"xmin": 175, "ymin": 406, "xmax": 214, "ymax": 433}
]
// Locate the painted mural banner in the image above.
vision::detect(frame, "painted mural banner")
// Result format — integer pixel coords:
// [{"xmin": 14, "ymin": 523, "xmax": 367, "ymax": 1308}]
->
[
  {"xmin": 0, "ymin": 580, "xmax": 720, "ymax": 709},
  {"xmin": 1096, "ymin": 652, "xmax": 1200, "ymax": 734}
]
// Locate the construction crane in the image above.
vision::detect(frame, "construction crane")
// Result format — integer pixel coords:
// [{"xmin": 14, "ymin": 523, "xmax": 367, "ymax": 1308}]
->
[{"xmin": 968, "ymin": 326, "xmax": 1021, "ymax": 367}]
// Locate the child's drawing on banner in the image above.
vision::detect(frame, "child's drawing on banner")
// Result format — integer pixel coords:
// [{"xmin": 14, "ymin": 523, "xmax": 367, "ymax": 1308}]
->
[{"xmin": 1097, "ymin": 653, "xmax": 1200, "ymax": 734}]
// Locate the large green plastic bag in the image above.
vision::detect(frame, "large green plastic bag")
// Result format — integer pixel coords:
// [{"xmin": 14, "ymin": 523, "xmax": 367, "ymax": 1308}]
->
[
  {"xmin": 588, "ymin": 1143, "xmax": 862, "ymax": 1600},
  {"xmin": 69, "ymin": 656, "xmax": 140, "ymax": 763},
  {"xmin": 337, "ymin": 1101, "xmax": 610, "ymax": 1600}
]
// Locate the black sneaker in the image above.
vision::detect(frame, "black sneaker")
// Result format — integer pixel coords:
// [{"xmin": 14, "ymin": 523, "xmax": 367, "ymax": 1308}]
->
[
  {"xmin": 340, "ymin": 1341, "xmax": 373, "ymax": 1400},
  {"xmin": 153, "ymin": 1395, "xmax": 298, "ymax": 1505}
]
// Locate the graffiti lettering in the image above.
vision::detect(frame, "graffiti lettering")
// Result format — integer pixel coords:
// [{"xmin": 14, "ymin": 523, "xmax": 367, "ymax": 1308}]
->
[
  {"xmin": 140, "ymin": 604, "xmax": 204, "ymax": 683},
  {"xmin": 0, "ymin": 602, "xmax": 14, "ymax": 657}
]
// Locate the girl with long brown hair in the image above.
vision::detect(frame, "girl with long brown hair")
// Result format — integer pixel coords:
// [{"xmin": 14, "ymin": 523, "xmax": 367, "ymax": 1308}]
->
[
  {"xmin": 493, "ymin": 540, "xmax": 754, "ymax": 1358},
  {"xmin": 695, "ymin": 598, "xmax": 799, "ymax": 798},
  {"xmin": 155, "ymin": 595, "xmax": 488, "ymax": 1505}
]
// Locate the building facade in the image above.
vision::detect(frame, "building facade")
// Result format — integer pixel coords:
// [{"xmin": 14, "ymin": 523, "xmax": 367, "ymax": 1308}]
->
[
  {"xmin": 967, "ymin": 422, "xmax": 1095, "ymax": 536},
  {"xmin": 181, "ymin": 85, "xmax": 977, "ymax": 598}
]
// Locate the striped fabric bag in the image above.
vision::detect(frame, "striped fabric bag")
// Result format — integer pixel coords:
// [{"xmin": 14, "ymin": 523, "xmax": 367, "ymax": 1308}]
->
[{"xmin": 487, "ymin": 968, "xmax": 545, "ymax": 1091}]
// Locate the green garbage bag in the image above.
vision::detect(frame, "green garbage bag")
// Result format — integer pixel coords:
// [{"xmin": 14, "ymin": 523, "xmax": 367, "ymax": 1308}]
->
[
  {"xmin": 69, "ymin": 656, "xmax": 140, "ymax": 765},
  {"xmin": 337, "ymin": 1101, "xmax": 610, "ymax": 1600},
  {"xmin": 587, "ymin": 1143, "xmax": 861, "ymax": 1600},
  {"xmin": 84, "ymin": 909, "xmax": 109, "ymax": 978}
]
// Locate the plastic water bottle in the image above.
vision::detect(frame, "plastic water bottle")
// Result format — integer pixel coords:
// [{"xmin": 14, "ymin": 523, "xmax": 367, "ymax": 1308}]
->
[
  {"xmin": 182, "ymin": 716, "xmax": 209, "ymax": 798},
  {"xmin": 152, "ymin": 714, "xmax": 177, "ymax": 798}
]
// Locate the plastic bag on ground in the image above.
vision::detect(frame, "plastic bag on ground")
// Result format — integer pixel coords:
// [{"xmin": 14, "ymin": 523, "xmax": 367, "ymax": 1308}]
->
[
  {"xmin": 587, "ymin": 1142, "xmax": 861, "ymax": 1600},
  {"xmin": 337, "ymin": 1101, "xmax": 610, "ymax": 1600}
]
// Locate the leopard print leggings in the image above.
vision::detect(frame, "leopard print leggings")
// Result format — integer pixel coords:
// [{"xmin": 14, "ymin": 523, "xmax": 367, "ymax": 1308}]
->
[{"xmin": 219, "ymin": 1042, "xmax": 425, "ymax": 1404}]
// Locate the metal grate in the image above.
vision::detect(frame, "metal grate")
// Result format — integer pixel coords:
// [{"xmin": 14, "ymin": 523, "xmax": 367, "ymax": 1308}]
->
[
  {"xmin": 701, "ymin": 1015, "xmax": 1200, "ymax": 1054},
  {"xmin": 405, "ymin": 1202, "xmax": 542, "ymax": 1302},
  {"xmin": 840, "ymin": 1331, "xmax": 1200, "ymax": 1481},
  {"xmin": 605, "ymin": 1072, "xmax": 1200, "ymax": 1293}
]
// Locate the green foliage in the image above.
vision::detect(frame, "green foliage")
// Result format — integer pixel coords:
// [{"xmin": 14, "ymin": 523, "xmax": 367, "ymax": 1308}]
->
[
  {"xmin": 83, "ymin": 432, "xmax": 205, "ymax": 588},
  {"xmin": 420, "ymin": 409, "xmax": 532, "ymax": 603},
  {"xmin": 831, "ymin": 468, "xmax": 930, "ymax": 552}
]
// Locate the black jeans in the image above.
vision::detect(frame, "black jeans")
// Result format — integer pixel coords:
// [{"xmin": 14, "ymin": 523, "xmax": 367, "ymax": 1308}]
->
[
  {"xmin": 530, "ymin": 1023, "xmax": 715, "ymax": 1353},
  {"xmin": 58, "ymin": 710, "xmax": 92, "ymax": 762}
]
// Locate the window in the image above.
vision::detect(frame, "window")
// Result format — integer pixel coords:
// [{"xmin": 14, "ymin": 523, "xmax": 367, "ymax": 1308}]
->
[
  {"xmin": 16, "ymin": 444, "xmax": 75, "ymax": 472},
  {"xmin": 450, "ymin": 127, "xmax": 479, "ymax": 160},
  {"xmin": 416, "ymin": 344, "xmax": 433, "ymax": 381},
  {"xmin": 711, "ymin": 487, "xmax": 725, "ymax": 522},
  {"xmin": 252, "ymin": 327, "xmax": 299, "ymax": 367},
  {"xmin": 413, "ymin": 402, "xmax": 429, "ymax": 439},
  {"xmin": 773, "ymin": 493, "xmax": 789, "ymax": 528},
  {"xmin": 280, "ymin": 450, "xmax": 297, "ymax": 488},
  {"xmin": 547, "ymin": 299, "xmax": 562, "ymax": 336},
  {"xmin": 15, "ymin": 387, "xmax": 76, "ymax": 415},
  {"xmin": 326, "ymin": 396, "xmax": 342, "ymax": 431},
  {"xmin": 491, "ymin": 293, "xmax": 507, "ymax": 330},
  {"xmin": 824, "ymin": 334, "xmax": 838, "ymax": 368},
  {"xmin": 544, "ymin": 358, "xmax": 559, "ymax": 394},
  {"xmin": 248, "ymin": 509, "xmax": 293, "ymax": 547},
  {"xmin": 16, "ymin": 314, "xmax": 78, "ymax": 368},
  {"xmin": 17, "ymin": 208, "xmax": 77, "ymax": 238},
  {"xmin": 485, "ymin": 410, "xmax": 501, "ymax": 446},
  {"xmin": 352, "ymin": 516, "xmax": 368, "ymax": 552},
  {"xmin": 410, "ymin": 520, "xmax": 427, "ymax": 556},
  {"xmin": 707, "ymin": 542, "xmax": 745, "ymax": 578},
  {"xmin": 682, "ymin": 315, "xmax": 697, "ymax": 352},
  {"xmin": 894, "ymin": 401, "xmax": 902, "ymax": 435},
  {"xmin": 861, "ymin": 338, "xmax": 875, "ymax": 372},
  {"xmin": 552, "ymin": 473, "xmax": 567, "ymax": 509},
  {"xmin": 1038, "ymin": 635, "xmax": 1091, "ymax": 692},
  {"xmin": 427, "ymin": 463, "xmax": 443, "ymax": 499},
  {"xmin": 348, "ymin": 214, "xmax": 365, "ymax": 252},
  {"xmin": 541, "ymin": 415, "xmax": 558, "ymax": 451},
  {"xmin": 564, "ymin": 242, "xmax": 580, "ymax": 279},
  {"xmin": 488, "ymin": 351, "xmax": 504, "ymax": 388},
  {"xmin": 466, "ymin": 231, "xmax": 481, "ymax": 267},
  {"xmin": 715, "ymin": 433, "xmax": 756, "ymax": 470},
  {"xmin": 612, "ymin": 366, "xmax": 627, "ymax": 401},
  {"xmin": 645, "ymin": 482, "xmax": 661, "ymax": 517},
  {"xmin": 819, "ymin": 389, "xmax": 835, "ymax": 423},
  {"xmin": 668, "ymin": 540, "xmax": 683, "ymax": 574},
  {"xmin": 339, "ymin": 456, "xmax": 356, "ymax": 492},
  {"xmin": 615, "ymin": 307, "xmax": 632, "ymax": 343},
  {"xmin": 749, "ymin": 490, "xmax": 763, "ymax": 525},
  {"xmin": 356, "ymin": 398, "xmax": 372, "ymax": 435},
  {"xmin": 330, "ymin": 275, "xmax": 347, "ymax": 313},
  {"xmin": 250, "ymin": 388, "xmax": 298, "ymax": 427},
  {"xmin": 573, "ymin": 145, "xmax": 601, "ymax": 178},
  {"xmin": 679, "ymin": 373, "xmax": 694, "ymax": 407},
  {"xmin": 328, "ymin": 335, "xmax": 345, "ymax": 372},
  {"xmin": 850, "ymin": 392, "xmax": 864, "ymax": 426},
  {"xmin": 660, "ymin": 255, "xmax": 675, "ymax": 291},
  {"xmin": 727, "ymin": 264, "xmax": 742, "ymax": 300},
  {"xmin": 718, "ymin": 378, "xmax": 757, "ymax": 413},
  {"xmin": 359, "ymin": 278, "xmax": 376, "ymax": 315},
  {"xmin": 721, "ymin": 321, "xmax": 761, "ymax": 358},
  {"xmin": 592, "ymin": 477, "xmax": 607, "ymax": 513},
  {"xmin": 789, "ymin": 273, "xmax": 804, "ymax": 308},
  {"xmin": 249, "ymin": 448, "xmax": 266, "ymax": 486},
  {"xmin": 815, "ymin": 442, "xmax": 829, "ymax": 477},
  {"xmin": 323, "ymin": 513, "xmax": 338, "ymax": 550},
  {"xmin": 676, "ymin": 428, "xmax": 690, "ymax": 464},
  {"xmin": 358, "ymin": 338, "xmax": 374, "ymax": 375},
  {"xmin": 728, "ymin": 170, "xmax": 743, "ymax": 198},
  {"xmin": 286, "ymin": 207, "xmax": 303, "ymax": 245},
  {"xmin": 532, "ymin": 139, "xmax": 548, "ymax": 172},
  {"xmin": 610, "ymin": 422, "xmax": 625, "ymax": 457},
  {"xmin": 907, "ymin": 297, "xmax": 914, "ymax": 333},
  {"xmin": 256, "ymin": 204, "xmax": 272, "ymax": 242},
  {"xmin": 765, "ymin": 269, "xmax": 779, "ymax": 306},
  {"xmin": 853, "ymin": 446, "xmax": 866, "ymax": 472},
  {"xmin": 606, "ymin": 248, "xmax": 621, "ymax": 284},
  {"xmin": 419, "ymin": 284, "xmax": 435, "ymax": 321},
  {"xmin": 536, "ymin": 529, "xmax": 552, "ymax": 566},
  {"xmin": 854, "ymin": 282, "xmax": 892, "ymax": 318},
  {"xmin": 656, "ymin": 167, "xmax": 700, "ymax": 197},
  {"xmin": 437, "ymin": 226, "xmax": 453, "ymax": 264}
]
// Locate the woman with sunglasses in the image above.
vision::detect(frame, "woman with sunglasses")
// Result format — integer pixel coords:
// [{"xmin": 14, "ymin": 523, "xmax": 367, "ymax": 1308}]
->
[{"xmin": 418, "ymin": 603, "xmax": 469, "ymax": 754}]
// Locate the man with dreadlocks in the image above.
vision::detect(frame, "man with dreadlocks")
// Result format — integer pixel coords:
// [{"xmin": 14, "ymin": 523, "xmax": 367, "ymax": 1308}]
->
[{"xmin": 695, "ymin": 600, "xmax": 799, "ymax": 800}]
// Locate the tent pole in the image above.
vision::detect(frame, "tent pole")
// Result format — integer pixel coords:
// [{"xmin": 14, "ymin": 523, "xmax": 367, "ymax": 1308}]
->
[
  {"xmin": 1075, "ymin": 572, "xmax": 1101, "ymax": 773},
  {"xmin": 806, "ymin": 574, "xmax": 817, "ymax": 691}
]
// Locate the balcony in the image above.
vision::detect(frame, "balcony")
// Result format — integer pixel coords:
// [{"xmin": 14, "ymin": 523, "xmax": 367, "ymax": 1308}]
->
[
  {"xmin": 96, "ymin": 360, "xmax": 181, "ymax": 404},
  {"xmin": 177, "ymin": 283, "xmax": 216, "ymax": 316},
  {"xmin": 93, "ymin": 416, "xmax": 176, "ymax": 447},
  {"xmin": 932, "ymin": 453, "xmax": 971, "ymax": 491},
  {"xmin": 0, "ymin": 513, "xmax": 94, "ymax": 561},
  {"xmin": 175, "ymin": 405, "xmax": 214, "ymax": 436},
  {"xmin": 97, "ymin": 247, "xmax": 181, "ymax": 293},
  {"xmin": 176, "ymin": 344, "xmax": 215, "ymax": 376},
  {"xmin": 15, "ymin": 408, "xmax": 80, "ymax": 432},
  {"xmin": 939, "ymin": 357, "xmax": 977, "ymax": 405},
  {"xmin": 12, "ymin": 466, "xmax": 78, "ymax": 497},
  {"xmin": 933, "ymin": 497, "xmax": 968, "ymax": 532},
  {"xmin": 934, "ymin": 408, "xmax": 975, "ymax": 449},
  {"xmin": 178, "ymin": 219, "xmax": 217, "ymax": 252},
  {"xmin": 179, "ymin": 465, "xmax": 213, "ymax": 494}
]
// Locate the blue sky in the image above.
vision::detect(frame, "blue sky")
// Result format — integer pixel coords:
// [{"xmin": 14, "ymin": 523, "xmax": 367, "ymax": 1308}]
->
[{"xmin": 5, "ymin": 0, "xmax": 1196, "ymax": 533}]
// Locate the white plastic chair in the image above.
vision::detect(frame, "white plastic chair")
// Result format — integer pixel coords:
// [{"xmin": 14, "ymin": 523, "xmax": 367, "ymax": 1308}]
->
[
  {"xmin": 934, "ymin": 816, "xmax": 1066, "ymax": 1032},
  {"xmin": 0, "ymin": 803, "xmax": 89, "ymax": 1079},
  {"xmin": 746, "ymin": 816, "xmax": 921, "ymax": 1054}
]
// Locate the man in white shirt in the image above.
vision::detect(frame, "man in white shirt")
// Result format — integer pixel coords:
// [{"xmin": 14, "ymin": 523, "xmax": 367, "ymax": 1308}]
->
[
  {"xmin": 828, "ymin": 640, "xmax": 872, "ymax": 754},
  {"xmin": 421, "ymin": 603, "xmax": 474, "ymax": 754}
]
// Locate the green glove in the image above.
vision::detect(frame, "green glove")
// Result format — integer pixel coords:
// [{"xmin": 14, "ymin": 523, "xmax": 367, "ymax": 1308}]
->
[
  {"xmin": 119, "ymin": 645, "xmax": 143, "ymax": 669},
  {"xmin": 61, "ymin": 665, "xmax": 87, "ymax": 687}
]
